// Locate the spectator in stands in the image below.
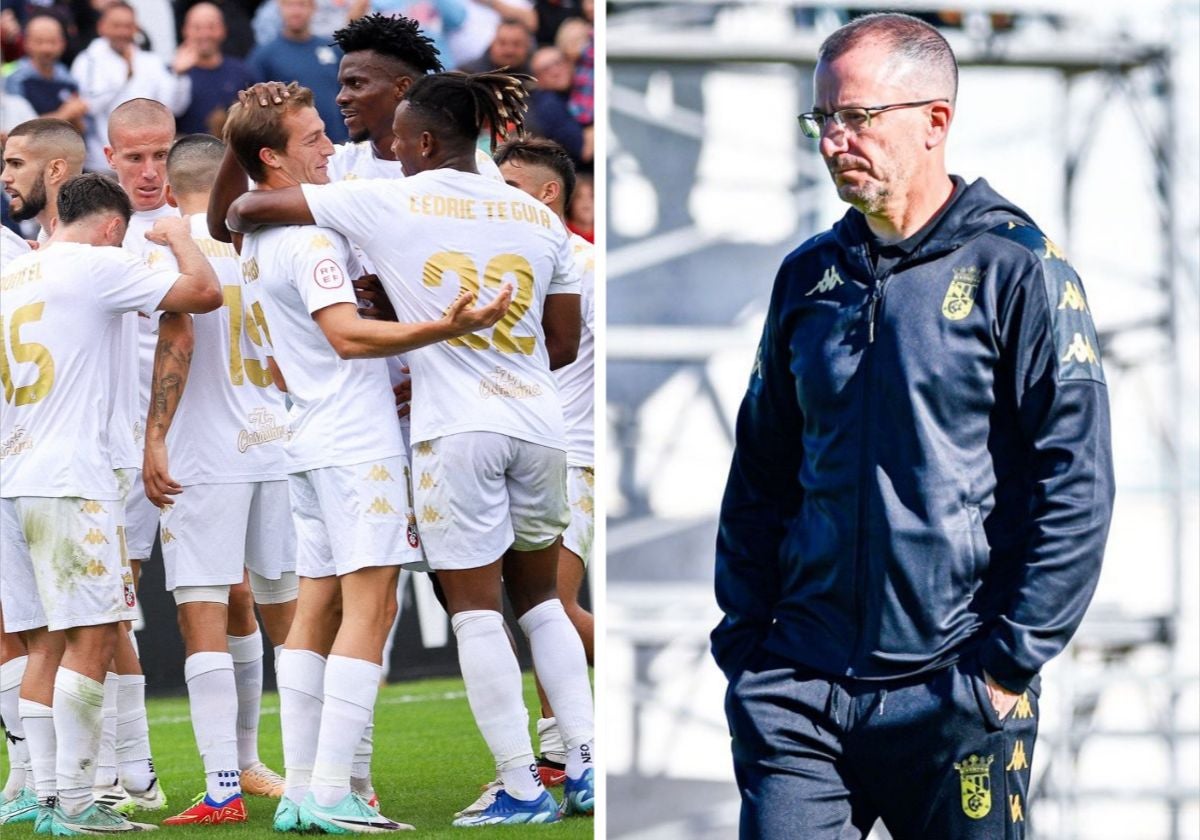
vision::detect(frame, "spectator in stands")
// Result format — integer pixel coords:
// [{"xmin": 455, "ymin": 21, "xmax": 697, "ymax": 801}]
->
[
  {"xmin": 71, "ymin": 1, "xmax": 191, "ymax": 171},
  {"xmin": 248, "ymin": 0, "xmax": 348, "ymax": 142},
  {"xmin": 567, "ymin": 169, "xmax": 591, "ymax": 240},
  {"xmin": 532, "ymin": 0, "xmax": 581, "ymax": 47},
  {"xmin": 2, "ymin": 7, "xmax": 25, "ymax": 59},
  {"xmin": 526, "ymin": 45, "xmax": 589, "ymax": 166},
  {"xmin": 129, "ymin": 0, "xmax": 180, "ymax": 65},
  {"xmin": 5, "ymin": 15, "xmax": 90, "ymax": 132},
  {"xmin": 457, "ymin": 15, "xmax": 531, "ymax": 75},
  {"xmin": 251, "ymin": 0, "xmax": 360, "ymax": 46},
  {"xmin": 174, "ymin": 2, "xmax": 255, "ymax": 135},
  {"xmin": 448, "ymin": 0, "xmax": 533, "ymax": 68},
  {"xmin": 554, "ymin": 16, "xmax": 591, "ymax": 126},
  {"xmin": 174, "ymin": 0, "xmax": 257, "ymax": 57}
]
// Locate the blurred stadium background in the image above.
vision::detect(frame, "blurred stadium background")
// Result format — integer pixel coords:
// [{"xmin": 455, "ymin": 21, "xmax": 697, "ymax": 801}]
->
[{"xmin": 604, "ymin": 2, "xmax": 1200, "ymax": 838}]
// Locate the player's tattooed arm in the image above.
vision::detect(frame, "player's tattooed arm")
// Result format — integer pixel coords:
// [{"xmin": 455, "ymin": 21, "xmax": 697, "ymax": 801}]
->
[
  {"xmin": 226, "ymin": 186, "xmax": 315, "ymax": 234},
  {"xmin": 543, "ymin": 292, "xmax": 581, "ymax": 370},
  {"xmin": 143, "ymin": 313, "xmax": 195, "ymax": 508},
  {"xmin": 148, "ymin": 218, "xmax": 223, "ymax": 313}
]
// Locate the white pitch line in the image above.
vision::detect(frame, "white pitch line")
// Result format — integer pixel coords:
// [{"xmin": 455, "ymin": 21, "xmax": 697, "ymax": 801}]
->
[{"xmin": 148, "ymin": 690, "xmax": 468, "ymax": 726}]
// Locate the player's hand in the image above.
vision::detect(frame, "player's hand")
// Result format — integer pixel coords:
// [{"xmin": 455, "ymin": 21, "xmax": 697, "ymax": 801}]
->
[
  {"xmin": 354, "ymin": 274, "xmax": 397, "ymax": 321},
  {"xmin": 445, "ymin": 283, "xmax": 513, "ymax": 334},
  {"xmin": 983, "ymin": 671, "xmax": 1021, "ymax": 720},
  {"xmin": 143, "ymin": 439, "xmax": 182, "ymax": 508},
  {"xmin": 239, "ymin": 82, "xmax": 291, "ymax": 108},
  {"xmin": 393, "ymin": 367, "xmax": 411, "ymax": 419},
  {"xmin": 145, "ymin": 216, "xmax": 190, "ymax": 245}
]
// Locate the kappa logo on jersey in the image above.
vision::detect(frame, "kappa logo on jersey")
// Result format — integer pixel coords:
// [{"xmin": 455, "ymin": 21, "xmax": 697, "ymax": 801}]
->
[
  {"xmin": 420, "ymin": 505, "xmax": 442, "ymax": 524},
  {"xmin": 574, "ymin": 493, "xmax": 594, "ymax": 516},
  {"xmin": 80, "ymin": 501, "xmax": 106, "ymax": 514},
  {"xmin": 805, "ymin": 265, "xmax": 844, "ymax": 297},
  {"xmin": 367, "ymin": 497, "xmax": 397, "ymax": 515},
  {"xmin": 365, "ymin": 464, "xmax": 394, "ymax": 481},
  {"xmin": 1057, "ymin": 281, "xmax": 1089, "ymax": 312},
  {"xmin": 942, "ymin": 266, "xmax": 981, "ymax": 321},
  {"xmin": 313, "ymin": 258, "xmax": 346, "ymax": 289},
  {"xmin": 82, "ymin": 528, "xmax": 109, "ymax": 545},
  {"xmin": 146, "ymin": 250, "xmax": 165, "ymax": 267},
  {"xmin": 310, "ymin": 233, "xmax": 334, "ymax": 250},
  {"xmin": 418, "ymin": 472, "xmax": 435, "ymax": 490},
  {"xmin": 581, "ymin": 467, "xmax": 594, "ymax": 488},
  {"xmin": 242, "ymin": 258, "xmax": 260, "ymax": 282},
  {"xmin": 953, "ymin": 754, "xmax": 993, "ymax": 820},
  {"xmin": 1061, "ymin": 333, "xmax": 1098, "ymax": 365},
  {"xmin": 1041, "ymin": 237, "xmax": 1067, "ymax": 262},
  {"xmin": 1006, "ymin": 739, "xmax": 1029, "ymax": 772}
]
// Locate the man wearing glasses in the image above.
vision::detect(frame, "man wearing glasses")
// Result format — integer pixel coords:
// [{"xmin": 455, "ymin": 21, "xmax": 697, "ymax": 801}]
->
[{"xmin": 713, "ymin": 12, "xmax": 1113, "ymax": 839}]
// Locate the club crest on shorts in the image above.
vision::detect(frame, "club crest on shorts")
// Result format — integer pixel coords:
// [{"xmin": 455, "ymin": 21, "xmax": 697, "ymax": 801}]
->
[
  {"xmin": 122, "ymin": 570, "xmax": 137, "ymax": 608},
  {"xmin": 406, "ymin": 514, "xmax": 420, "ymax": 548},
  {"xmin": 954, "ymin": 753, "xmax": 994, "ymax": 819},
  {"xmin": 942, "ymin": 266, "xmax": 981, "ymax": 321}
]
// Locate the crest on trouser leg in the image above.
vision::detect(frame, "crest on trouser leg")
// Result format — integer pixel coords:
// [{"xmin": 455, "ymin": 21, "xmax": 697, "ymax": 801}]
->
[{"xmin": 953, "ymin": 753, "xmax": 994, "ymax": 819}]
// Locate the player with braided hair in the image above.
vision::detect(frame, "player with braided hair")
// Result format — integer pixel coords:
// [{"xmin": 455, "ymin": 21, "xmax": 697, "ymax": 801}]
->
[{"xmin": 228, "ymin": 70, "xmax": 596, "ymax": 827}]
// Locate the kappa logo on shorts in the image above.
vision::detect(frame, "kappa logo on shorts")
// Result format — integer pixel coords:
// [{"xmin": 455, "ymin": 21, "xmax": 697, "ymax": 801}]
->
[
  {"xmin": 367, "ymin": 497, "xmax": 398, "ymax": 515},
  {"xmin": 366, "ymin": 464, "xmax": 394, "ymax": 481},
  {"xmin": 414, "ymin": 441, "xmax": 434, "ymax": 456},
  {"xmin": 82, "ymin": 528, "xmax": 109, "ymax": 545},
  {"xmin": 80, "ymin": 501, "xmax": 106, "ymax": 514},
  {"xmin": 418, "ymin": 472, "xmax": 435, "ymax": 490},
  {"xmin": 953, "ymin": 754, "xmax": 993, "ymax": 820},
  {"xmin": 161, "ymin": 528, "xmax": 177, "ymax": 544},
  {"xmin": 84, "ymin": 557, "xmax": 108, "ymax": 577},
  {"xmin": 1009, "ymin": 794, "xmax": 1024, "ymax": 823},
  {"xmin": 420, "ymin": 505, "xmax": 442, "ymax": 524},
  {"xmin": 942, "ymin": 266, "xmax": 981, "ymax": 321},
  {"xmin": 575, "ymin": 494, "xmax": 594, "ymax": 515},
  {"xmin": 581, "ymin": 468, "xmax": 594, "ymax": 488},
  {"xmin": 406, "ymin": 515, "xmax": 420, "ymax": 548}
]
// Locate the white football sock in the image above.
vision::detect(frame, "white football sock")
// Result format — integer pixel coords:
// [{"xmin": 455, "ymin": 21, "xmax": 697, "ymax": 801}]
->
[
  {"xmin": 1, "ymin": 656, "xmax": 31, "ymax": 797},
  {"xmin": 351, "ymin": 714, "xmax": 373, "ymax": 790},
  {"xmin": 94, "ymin": 672, "xmax": 118, "ymax": 787},
  {"xmin": 451, "ymin": 610, "xmax": 541, "ymax": 802},
  {"xmin": 227, "ymin": 631, "xmax": 263, "ymax": 771},
  {"xmin": 276, "ymin": 649, "xmax": 325, "ymax": 806},
  {"xmin": 184, "ymin": 652, "xmax": 241, "ymax": 801},
  {"xmin": 310, "ymin": 656, "xmax": 380, "ymax": 808},
  {"xmin": 53, "ymin": 668, "xmax": 103, "ymax": 816},
  {"xmin": 18, "ymin": 699, "xmax": 55, "ymax": 802},
  {"xmin": 116, "ymin": 674, "xmax": 155, "ymax": 793},
  {"xmin": 518, "ymin": 599, "xmax": 594, "ymax": 780}
]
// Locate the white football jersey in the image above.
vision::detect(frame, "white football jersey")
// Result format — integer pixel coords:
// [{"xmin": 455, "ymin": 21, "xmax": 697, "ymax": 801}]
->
[
  {"xmin": 1, "ymin": 226, "xmax": 32, "ymax": 257},
  {"xmin": 302, "ymin": 169, "xmax": 581, "ymax": 449},
  {"xmin": 109, "ymin": 204, "xmax": 180, "ymax": 470},
  {"xmin": 325, "ymin": 142, "xmax": 505, "ymax": 438},
  {"xmin": 239, "ymin": 223, "xmax": 403, "ymax": 472},
  {"xmin": 143, "ymin": 215, "xmax": 289, "ymax": 484},
  {"xmin": 556, "ymin": 234, "xmax": 594, "ymax": 467},
  {"xmin": 0, "ymin": 243, "xmax": 180, "ymax": 499}
]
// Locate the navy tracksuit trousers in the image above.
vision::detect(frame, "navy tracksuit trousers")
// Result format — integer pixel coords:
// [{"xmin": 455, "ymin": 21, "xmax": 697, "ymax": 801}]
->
[{"xmin": 726, "ymin": 651, "xmax": 1039, "ymax": 839}]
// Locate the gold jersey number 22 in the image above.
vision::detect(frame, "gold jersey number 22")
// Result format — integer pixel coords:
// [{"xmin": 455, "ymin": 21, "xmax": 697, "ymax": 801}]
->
[{"xmin": 422, "ymin": 251, "xmax": 535, "ymax": 355}]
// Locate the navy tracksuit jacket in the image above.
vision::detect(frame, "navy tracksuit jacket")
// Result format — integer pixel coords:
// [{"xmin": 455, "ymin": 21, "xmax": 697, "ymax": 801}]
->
[{"xmin": 712, "ymin": 176, "xmax": 1115, "ymax": 695}]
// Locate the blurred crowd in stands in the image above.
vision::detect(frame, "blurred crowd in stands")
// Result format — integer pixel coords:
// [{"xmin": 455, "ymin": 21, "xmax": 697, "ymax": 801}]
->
[{"xmin": 0, "ymin": 0, "xmax": 594, "ymax": 238}]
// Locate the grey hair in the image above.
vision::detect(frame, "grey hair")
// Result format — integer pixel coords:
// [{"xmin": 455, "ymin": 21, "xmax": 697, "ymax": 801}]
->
[{"xmin": 818, "ymin": 13, "xmax": 958, "ymax": 103}]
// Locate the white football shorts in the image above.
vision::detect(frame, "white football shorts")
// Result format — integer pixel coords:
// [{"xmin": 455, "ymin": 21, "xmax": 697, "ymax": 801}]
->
[
  {"xmin": 0, "ymin": 496, "xmax": 138, "ymax": 633},
  {"xmin": 159, "ymin": 480, "xmax": 295, "ymax": 590},
  {"xmin": 561, "ymin": 465, "xmax": 594, "ymax": 567},
  {"xmin": 289, "ymin": 455, "xmax": 422, "ymax": 578},
  {"xmin": 114, "ymin": 467, "xmax": 160, "ymax": 561},
  {"xmin": 411, "ymin": 432, "xmax": 568, "ymax": 571}
]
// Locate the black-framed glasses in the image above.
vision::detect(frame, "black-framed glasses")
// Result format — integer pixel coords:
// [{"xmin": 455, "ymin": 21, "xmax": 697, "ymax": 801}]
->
[{"xmin": 797, "ymin": 99, "xmax": 948, "ymax": 139}]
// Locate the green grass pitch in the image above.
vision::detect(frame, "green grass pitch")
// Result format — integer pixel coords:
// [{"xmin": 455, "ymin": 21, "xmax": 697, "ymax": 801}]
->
[{"xmin": 1, "ymin": 674, "xmax": 594, "ymax": 838}]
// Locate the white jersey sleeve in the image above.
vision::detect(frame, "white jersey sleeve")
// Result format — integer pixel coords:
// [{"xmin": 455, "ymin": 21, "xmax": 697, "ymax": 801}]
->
[
  {"xmin": 289, "ymin": 227, "xmax": 361, "ymax": 314},
  {"xmin": 300, "ymin": 180, "xmax": 394, "ymax": 258}
]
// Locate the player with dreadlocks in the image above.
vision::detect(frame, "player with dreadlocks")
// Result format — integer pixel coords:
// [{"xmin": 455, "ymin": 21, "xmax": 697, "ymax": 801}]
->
[{"xmin": 227, "ymin": 70, "xmax": 596, "ymax": 827}]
